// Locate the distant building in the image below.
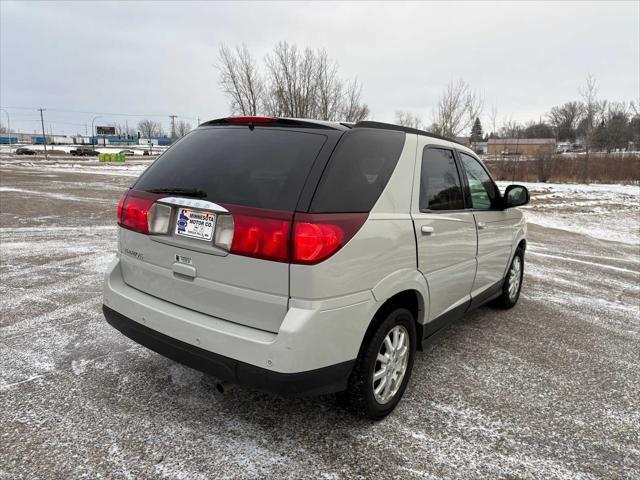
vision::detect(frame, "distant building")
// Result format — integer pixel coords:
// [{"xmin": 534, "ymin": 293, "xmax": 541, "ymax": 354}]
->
[
  {"xmin": 90, "ymin": 135, "xmax": 137, "ymax": 146},
  {"xmin": 0, "ymin": 135, "xmax": 18, "ymax": 144},
  {"xmin": 453, "ymin": 136, "xmax": 470, "ymax": 147},
  {"xmin": 472, "ymin": 141, "xmax": 488, "ymax": 155},
  {"xmin": 139, "ymin": 136, "xmax": 172, "ymax": 146},
  {"xmin": 488, "ymin": 138, "xmax": 556, "ymax": 156}
]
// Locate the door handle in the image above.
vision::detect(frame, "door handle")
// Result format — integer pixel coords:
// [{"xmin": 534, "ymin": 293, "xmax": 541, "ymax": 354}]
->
[
  {"xmin": 477, "ymin": 222, "xmax": 486, "ymax": 230},
  {"xmin": 421, "ymin": 225, "xmax": 435, "ymax": 235},
  {"xmin": 172, "ymin": 262, "xmax": 196, "ymax": 279}
]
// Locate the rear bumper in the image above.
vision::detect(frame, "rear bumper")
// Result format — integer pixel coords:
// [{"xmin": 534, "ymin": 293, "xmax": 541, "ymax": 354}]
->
[
  {"xmin": 104, "ymin": 305, "xmax": 354, "ymax": 396},
  {"xmin": 103, "ymin": 257, "xmax": 377, "ymax": 396}
]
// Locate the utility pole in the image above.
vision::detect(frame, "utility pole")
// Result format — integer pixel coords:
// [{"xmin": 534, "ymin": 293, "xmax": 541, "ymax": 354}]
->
[
  {"xmin": 91, "ymin": 115, "xmax": 101, "ymax": 152},
  {"xmin": 169, "ymin": 115, "xmax": 177, "ymax": 141},
  {"xmin": 38, "ymin": 108, "xmax": 48, "ymax": 160}
]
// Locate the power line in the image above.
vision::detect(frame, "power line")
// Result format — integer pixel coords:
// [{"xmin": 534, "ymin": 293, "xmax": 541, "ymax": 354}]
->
[{"xmin": 1, "ymin": 105, "xmax": 199, "ymax": 122}]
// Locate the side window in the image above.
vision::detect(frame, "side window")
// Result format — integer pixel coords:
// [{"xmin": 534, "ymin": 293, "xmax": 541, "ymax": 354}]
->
[
  {"xmin": 310, "ymin": 129, "xmax": 405, "ymax": 213},
  {"xmin": 459, "ymin": 152, "xmax": 498, "ymax": 210},
  {"xmin": 419, "ymin": 147, "xmax": 464, "ymax": 211}
]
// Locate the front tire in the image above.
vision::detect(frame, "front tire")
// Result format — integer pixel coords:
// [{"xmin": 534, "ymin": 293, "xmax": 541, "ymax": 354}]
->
[
  {"xmin": 343, "ymin": 307, "xmax": 416, "ymax": 420},
  {"xmin": 493, "ymin": 248, "xmax": 524, "ymax": 309}
]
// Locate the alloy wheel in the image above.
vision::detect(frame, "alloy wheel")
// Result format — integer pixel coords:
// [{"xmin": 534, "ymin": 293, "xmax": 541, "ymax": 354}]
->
[
  {"xmin": 373, "ymin": 325, "xmax": 410, "ymax": 404},
  {"xmin": 508, "ymin": 256, "xmax": 522, "ymax": 301}
]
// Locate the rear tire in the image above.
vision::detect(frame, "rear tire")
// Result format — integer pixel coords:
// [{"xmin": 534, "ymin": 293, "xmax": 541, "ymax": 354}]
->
[
  {"xmin": 342, "ymin": 307, "xmax": 416, "ymax": 420},
  {"xmin": 493, "ymin": 248, "xmax": 524, "ymax": 309}
]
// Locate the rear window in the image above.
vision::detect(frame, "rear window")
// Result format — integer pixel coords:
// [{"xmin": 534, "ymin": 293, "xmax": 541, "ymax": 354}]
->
[
  {"xmin": 134, "ymin": 127, "xmax": 327, "ymax": 211},
  {"xmin": 309, "ymin": 129, "xmax": 405, "ymax": 213}
]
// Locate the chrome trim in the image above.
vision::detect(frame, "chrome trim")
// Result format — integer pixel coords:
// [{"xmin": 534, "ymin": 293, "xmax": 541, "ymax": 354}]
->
[
  {"xmin": 157, "ymin": 197, "xmax": 229, "ymax": 213},
  {"xmin": 149, "ymin": 235, "xmax": 229, "ymax": 257}
]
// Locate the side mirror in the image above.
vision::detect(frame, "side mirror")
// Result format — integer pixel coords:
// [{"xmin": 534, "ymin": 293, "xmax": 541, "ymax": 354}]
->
[{"xmin": 503, "ymin": 184, "xmax": 530, "ymax": 208}]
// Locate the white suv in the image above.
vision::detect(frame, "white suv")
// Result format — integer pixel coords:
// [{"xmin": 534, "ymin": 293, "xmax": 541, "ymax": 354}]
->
[{"xmin": 103, "ymin": 117, "xmax": 529, "ymax": 419}]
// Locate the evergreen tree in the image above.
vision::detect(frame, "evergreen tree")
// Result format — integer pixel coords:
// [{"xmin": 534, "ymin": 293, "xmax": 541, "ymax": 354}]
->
[{"xmin": 470, "ymin": 117, "xmax": 483, "ymax": 142}]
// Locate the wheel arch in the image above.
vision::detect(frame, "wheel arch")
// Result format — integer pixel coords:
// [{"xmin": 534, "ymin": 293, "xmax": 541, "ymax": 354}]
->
[
  {"xmin": 363, "ymin": 270, "xmax": 430, "ymax": 352},
  {"xmin": 371, "ymin": 269, "xmax": 429, "ymax": 326}
]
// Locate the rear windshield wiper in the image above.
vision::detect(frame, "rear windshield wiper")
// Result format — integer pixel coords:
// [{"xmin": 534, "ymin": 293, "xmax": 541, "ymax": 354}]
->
[{"xmin": 146, "ymin": 187, "xmax": 208, "ymax": 198}]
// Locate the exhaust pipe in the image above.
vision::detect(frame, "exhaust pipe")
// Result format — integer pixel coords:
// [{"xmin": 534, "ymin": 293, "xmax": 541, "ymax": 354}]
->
[{"xmin": 215, "ymin": 381, "xmax": 238, "ymax": 394}]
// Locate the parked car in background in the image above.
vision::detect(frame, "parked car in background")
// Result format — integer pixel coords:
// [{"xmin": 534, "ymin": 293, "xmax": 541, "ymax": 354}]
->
[
  {"xmin": 103, "ymin": 117, "xmax": 529, "ymax": 419},
  {"xmin": 70, "ymin": 147, "xmax": 98, "ymax": 156},
  {"xmin": 15, "ymin": 147, "xmax": 36, "ymax": 155},
  {"xmin": 119, "ymin": 149, "xmax": 136, "ymax": 156}
]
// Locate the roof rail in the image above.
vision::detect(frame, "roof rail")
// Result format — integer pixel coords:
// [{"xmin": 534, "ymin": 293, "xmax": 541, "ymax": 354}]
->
[
  {"xmin": 353, "ymin": 121, "xmax": 465, "ymax": 146},
  {"xmin": 200, "ymin": 117, "xmax": 346, "ymax": 130}
]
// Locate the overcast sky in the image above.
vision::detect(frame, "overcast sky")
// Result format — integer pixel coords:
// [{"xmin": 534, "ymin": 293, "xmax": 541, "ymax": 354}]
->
[{"xmin": 1, "ymin": 1, "xmax": 638, "ymax": 135}]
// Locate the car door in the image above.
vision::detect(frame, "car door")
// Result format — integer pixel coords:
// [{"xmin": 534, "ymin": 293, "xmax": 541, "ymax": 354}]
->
[
  {"xmin": 411, "ymin": 143, "xmax": 477, "ymax": 323},
  {"xmin": 457, "ymin": 151, "xmax": 517, "ymax": 297}
]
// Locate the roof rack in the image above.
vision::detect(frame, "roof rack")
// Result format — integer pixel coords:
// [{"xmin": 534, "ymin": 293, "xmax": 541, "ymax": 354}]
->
[{"xmin": 353, "ymin": 121, "xmax": 464, "ymax": 146}]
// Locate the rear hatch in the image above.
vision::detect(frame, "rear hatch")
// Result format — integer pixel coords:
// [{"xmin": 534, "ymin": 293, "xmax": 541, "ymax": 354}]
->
[{"xmin": 117, "ymin": 122, "xmax": 340, "ymax": 333}]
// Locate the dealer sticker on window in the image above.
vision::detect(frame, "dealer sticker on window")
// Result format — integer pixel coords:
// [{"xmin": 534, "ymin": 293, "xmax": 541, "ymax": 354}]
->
[{"xmin": 175, "ymin": 208, "xmax": 215, "ymax": 241}]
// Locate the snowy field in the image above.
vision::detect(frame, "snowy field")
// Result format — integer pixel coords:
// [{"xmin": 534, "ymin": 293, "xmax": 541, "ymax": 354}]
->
[
  {"xmin": 1, "ymin": 160, "xmax": 639, "ymax": 479},
  {"xmin": 498, "ymin": 181, "xmax": 640, "ymax": 246}
]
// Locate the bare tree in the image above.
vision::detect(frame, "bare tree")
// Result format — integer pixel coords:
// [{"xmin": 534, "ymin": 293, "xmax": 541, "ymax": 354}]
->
[
  {"xmin": 340, "ymin": 78, "xmax": 369, "ymax": 122},
  {"xmin": 498, "ymin": 118, "xmax": 524, "ymax": 138},
  {"xmin": 578, "ymin": 74, "xmax": 606, "ymax": 180},
  {"xmin": 264, "ymin": 42, "xmax": 321, "ymax": 118},
  {"xmin": 218, "ymin": 43, "xmax": 264, "ymax": 115},
  {"xmin": 547, "ymin": 101, "xmax": 584, "ymax": 142},
  {"xmin": 432, "ymin": 79, "xmax": 483, "ymax": 137},
  {"xmin": 264, "ymin": 42, "xmax": 369, "ymax": 121},
  {"xmin": 114, "ymin": 123, "xmax": 136, "ymax": 138},
  {"xmin": 522, "ymin": 121, "xmax": 554, "ymax": 139},
  {"xmin": 315, "ymin": 49, "xmax": 344, "ymax": 121},
  {"xmin": 596, "ymin": 102, "xmax": 632, "ymax": 152},
  {"xmin": 579, "ymin": 74, "xmax": 605, "ymax": 155},
  {"xmin": 217, "ymin": 41, "xmax": 369, "ymax": 122},
  {"xmin": 395, "ymin": 110, "xmax": 423, "ymax": 129},
  {"xmin": 175, "ymin": 120, "xmax": 192, "ymax": 138},
  {"xmin": 489, "ymin": 104, "xmax": 499, "ymax": 137},
  {"xmin": 137, "ymin": 119, "xmax": 164, "ymax": 139}
]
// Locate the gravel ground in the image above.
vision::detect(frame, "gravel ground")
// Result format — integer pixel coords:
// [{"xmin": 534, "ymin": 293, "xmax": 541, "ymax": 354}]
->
[{"xmin": 1, "ymin": 159, "xmax": 639, "ymax": 479}]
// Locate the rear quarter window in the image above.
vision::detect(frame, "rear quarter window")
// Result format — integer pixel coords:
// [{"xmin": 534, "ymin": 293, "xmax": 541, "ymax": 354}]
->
[
  {"xmin": 133, "ymin": 127, "xmax": 327, "ymax": 211},
  {"xmin": 309, "ymin": 129, "xmax": 406, "ymax": 213}
]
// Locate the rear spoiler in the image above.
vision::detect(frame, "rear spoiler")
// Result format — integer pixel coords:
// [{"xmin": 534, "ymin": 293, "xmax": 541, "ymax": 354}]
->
[{"xmin": 200, "ymin": 117, "xmax": 348, "ymax": 131}]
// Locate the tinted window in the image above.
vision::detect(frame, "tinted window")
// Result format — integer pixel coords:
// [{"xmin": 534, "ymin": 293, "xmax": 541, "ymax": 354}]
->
[
  {"xmin": 310, "ymin": 129, "xmax": 405, "ymax": 213},
  {"xmin": 459, "ymin": 152, "xmax": 497, "ymax": 209},
  {"xmin": 134, "ymin": 127, "xmax": 326, "ymax": 211},
  {"xmin": 420, "ymin": 148, "xmax": 464, "ymax": 211}
]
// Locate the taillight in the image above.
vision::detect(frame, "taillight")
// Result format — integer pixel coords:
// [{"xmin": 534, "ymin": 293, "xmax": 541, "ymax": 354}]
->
[
  {"xmin": 117, "ymin": 190, "xmax": 163, "ymax": 234},
  {"xmin": 292, "ymin": 213, "xmax": 367, "ymax": 265},
  {"xmin": 226, "ymin": 205, "xmax": 292, "ymax": 262},
  {"xmin": 225, "ymin": 206, "xmax": 367, "ymax": 264},
  {"xmin": 117, "ymin": 194, "xmax": 126, "ymax": 223}
]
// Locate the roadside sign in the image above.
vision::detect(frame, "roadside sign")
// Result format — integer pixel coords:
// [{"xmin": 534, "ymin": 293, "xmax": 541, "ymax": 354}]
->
[{"xmin": 96, "ymin": 126, "xmax": 116, "ymax": 135}]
